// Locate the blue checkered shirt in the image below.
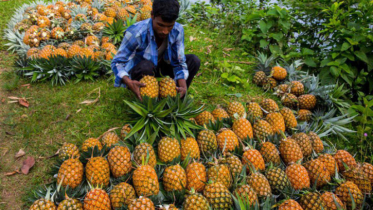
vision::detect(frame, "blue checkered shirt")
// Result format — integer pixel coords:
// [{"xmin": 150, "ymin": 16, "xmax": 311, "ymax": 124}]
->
[{"xmin": 111, "ymin": 18, "xmax": 188, "ymax": 87}]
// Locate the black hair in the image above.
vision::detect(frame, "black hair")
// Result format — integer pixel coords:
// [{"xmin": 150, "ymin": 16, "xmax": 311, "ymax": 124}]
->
[{"xmin": 152, "ymin": 0, "xmax": 180, "ymax": 22}]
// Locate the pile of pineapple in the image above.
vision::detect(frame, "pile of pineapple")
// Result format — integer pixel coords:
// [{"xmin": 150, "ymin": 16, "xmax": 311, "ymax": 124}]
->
[
  {"xmin": 7, "ymin": 0, "xmax": 151, "ymax": 63},
  {"xmin": 29, "ymin": 74, "xmax": 372, "ymax": 210}
]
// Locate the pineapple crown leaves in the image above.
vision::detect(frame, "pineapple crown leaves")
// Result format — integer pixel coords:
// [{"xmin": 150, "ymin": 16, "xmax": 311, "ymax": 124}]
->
[
  {"xmin": 3, "ymin": 29, "xmax": 29, "ymax": 54},
  {"xmin": 284, "ymin": 59, "xmax": 307, "ymax": 81},
  {"xmin": 252, "ymin": 51, "xmax": 277, "ymax": 74},
  {"xmin": 69, "ymin": 55, "xmax": 100, "ymax": 82},
  {"xmin": 103, "ymin": 19, "xmax": 126, "ymax": 45},
  {"xmin": 79, "ymin": 145, "xmax": 109, "ymax": 164},
  {"xmin": 232, "ymin": 192, "xmax": 260, "ymax": 210},
  {"xmin": 70, "ymin": 6, "xmax": 88, "ymax": 19},
  {"xmin": 91, "ymin": 0, "xmax": 105, "ymax": 12},
  {"xmin": 28, "ymin": 184, "xmax": 57, "ymax": 204}
]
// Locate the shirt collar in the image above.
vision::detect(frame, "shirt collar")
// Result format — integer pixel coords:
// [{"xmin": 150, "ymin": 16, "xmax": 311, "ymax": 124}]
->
[{"xmin": 148, "ymin": 19, "xmax": 155, "ymax": 39}]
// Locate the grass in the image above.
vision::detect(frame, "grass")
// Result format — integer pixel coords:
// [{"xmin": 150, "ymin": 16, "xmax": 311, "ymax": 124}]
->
[{"xmin": 0, "ymin": 1, "xmax": 273, "ymax": 209}]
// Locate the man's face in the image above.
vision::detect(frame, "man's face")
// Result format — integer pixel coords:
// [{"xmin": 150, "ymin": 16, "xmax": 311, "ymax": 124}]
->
[{"xmin": 151, "ymin": 15, "xmax": 175, "ymax": 39}]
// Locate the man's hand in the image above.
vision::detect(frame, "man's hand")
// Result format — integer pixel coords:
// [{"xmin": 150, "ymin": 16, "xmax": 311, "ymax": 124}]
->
[
  {"xmin": 177, "ymin": 79, "xmax": 187, "ymax": 98},
  {"xmin": 123, "ymin": 76, "xmax": 145, "ymax": 101}
]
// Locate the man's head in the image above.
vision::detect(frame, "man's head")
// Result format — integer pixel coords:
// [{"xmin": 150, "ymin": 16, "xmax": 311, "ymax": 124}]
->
[{"xmin": 151, "ymin": 0, "xmax": 180, "ymax": 39}]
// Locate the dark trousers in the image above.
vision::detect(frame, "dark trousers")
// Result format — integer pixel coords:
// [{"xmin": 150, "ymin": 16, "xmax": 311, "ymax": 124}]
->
[{"xmin": 130, "ymin": 54, "xmax": 200, "ymax": 87}]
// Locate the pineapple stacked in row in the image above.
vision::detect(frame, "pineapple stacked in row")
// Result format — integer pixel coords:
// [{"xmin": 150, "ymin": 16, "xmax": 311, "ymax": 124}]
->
[{"xmin": 13, "ymin": 0, "xmax": 152, "ymax": 62}]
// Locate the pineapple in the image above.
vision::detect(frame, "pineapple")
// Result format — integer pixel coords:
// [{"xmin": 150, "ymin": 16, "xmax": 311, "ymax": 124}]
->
[
  {"xmin": 186, "ymin": 162, "xmax": 207, "ymax": 192},
  {"xmin": 242, "ymin": 148, "xmax": 265, "ymax": 172},
  {"xmin": 358, "ymin": 162, "xmax": 373, "ymax": 185},
  {"xmin": 37, "ymin": 16, "xmax": 51, "ymax": 28},
  {"xmin": 259, "ymin": 142, "xmax": 281, "ymax": 166},
  {"xmin": 133, "ymin": 165, "xmax": 159, "ymax": 196},
  {"xmin": 109, "ymin": 182, "xmax": 136, "ymax": 209},
  {"xmin": 342, "ymin": 167, "xmax": 372, "ymax": 194},
  {"xmin": 265, "ymin": 112, "xmax": 285, "ymax": 134},
  {"xmin": 163, "ymin": 164, "xmax": 187, "ymax": 191},
  {"xmin": 265, "ymin": 167, "xmax": 290, "ymax": 193},
  {"xmin": 140, "ymin": 11, "xmax": 151, "ymax": 20},
  {"xmin": 298, "ymin": 94, "xmax": 317, "ymax": 110},
  {"xmin": 30, "ymin": 188, "xmax": 57, "ymax": 210},
  {"xmin": 158, "ymin": 136, "xmax": 180, "ymax": 163},
  {"xmin": 85, "ymin": 35, "xmax": 99, "ymax": 46},
  {"xmin": 221, "ymin": 154, "xmax": 243, "ymax": 178},
  {"xmin": 280, "ymin": 107, "xmax": 298, "ymax": 129},
  {"xmin": 335, "ymin": 181, "xmax": 363, "ymax": 209},
  {"xmin": 246, "ymin": 102, "xmax": 263, "ymax": 122},
  {"xmin": 298, "ymin": 109, "xmax": 312, "ymax": 122},
  {"xmin": 181, "ymin": 137, "xmax": 200, "ymax": 161},
  {"xmin": 260, "ymin": 98, "xmax": 279, "ymax": 113},
  {"xmin": 80, "ymin": 22, "xmax": 93, "ymax": 34},
  {"xmin": 128, "ymin": 197, "xmax": 155, "ymax": 210},
  {"xmin": 107, "ymin": 146, "xmax": 131, "ymax": 178},
  {"xmin": 197, "ymin": 129, "xmax": 217, "ymax": 155},
  {"xmin": 207, "ymin": 164, "xmax": 232, "ymax": 189},
  {"xmin": 247, "ymin": 172, "xmax": 272, "ymax": 198},
  {"xmin": 85, "ymin": 156, "xmax": 110, "ymax": 187},
  {"xmin": 81, "ymin": 138, "xmax": 102, "ymax": 152},
  {"xmin": 116, "ymin": 8, "xmax": 129, "ymax": 21},
  {"xmin": 266, "ymin": 77, "xmax": 278, "ymax": 89},
  {"xmin": 27, "ymin": 48, "xmax": 40, "ymax": 59},
  {"xmin": 321, "ymin": 192, "xmax": 345, "ymax": 210},
  {"xmin": 253, "ymin": 119, "xmax": 273, "ymax": 141},
  {"xmin": 203, "ymin": 182, "xmax": 232, "ymax": 210},
  {"xmin": 133, "ymin": 142, "xmax": 157, "ymax": 167},
  {"xmin": 303, "ymin": 159, "xmax": 331, "ymax": 188},
  {"xmin": 195, "ymin": 111, "xmax": 215, "ymax": 125},
  {"xmin": 216, "ymin": 128, "xmax": 239, "ymax": 153},
  {"xmin": 299, "ymin": 192, "xmax": 325, "ymax": 210},
  {"xmin": 120, "ymin": 124, "xmax": 131, "ymax": 140},
  {"xmin": 39, "ymin": 45, "xmax": 56, "ymax": 60},
  {"xmin": 290, "ymin": 81, "xmax": 304, "ymax": 96},
  {"xmin": 57, "ymin": 196, "xmax": 83, "ymax": 210},
  {"xmin": 140, "ymin": 75, "xmax": 159, "ymax": 98},
  {"xmin": 271, "ymin": 66, "xmax": 287, "ymax": 80},
  {"xmin": 51, "ymin": 27, "xmax": 64, "ymax": 39},
  {"xmin": 159, "ymin": 76, "xmax": 177, "ymax": 98},
  {"xmin": 67, "ymin": 44, "xmax": 81, "ymax": 58},
  {"xmin": 84, "ymin": 188, "xmax": 111, "ymax": 210},
  {"xmin": 38, "ymin": 28, "xmax": 51, "ymax": 41},
  {"xmin": 334, "ymin": 150, "xmax": 357, "ymax": 172},
  {"xmin": 281, "ymin": 93, "xmax": 299, "ymax": 109},
  {"xmin": 292, "ymin": 133, "xmax": 313, "ymax": 157},
  {"xmin": 104, "ymin": 7, "xmax": 116, "ymax": 18},
  {"xmin": 285, "ymin": 163, "xmax": 310, "ymax": 190},
  {"xmin": 233, "ymin": 185, "xmax": 258, "ymax": 206},
  {"xmin": 92, "ymin": 22, "xmax": 105, "ymax": 32},
  {"xmin": 211, "ymin": 106, "xmax": 229, "ymax": 120},
  {"xmin": 227, "ymin": 101, "xmax": 246, "ymax": 118},
  {"xmin": 308, "ymin": 132, "xmax": 324, "ymax": 154},
  {"xmin": 57, "ymin": 158, "xmax": 84, "ymax": 189},
  {"xmin": 317, "ymin": 154, "xmax": 339, "ymax": 175},
  {"xmin": 278, "ymin": 199, "xmax": 303, "ymax": 210},
  {"xmin": 52, "ymin": 48, "xmax": 67, "ymax": 57},
  {"xmin": 183, "ymin": 191, "xmax": 210, "ymax": 210},
  {"xmin": 59, "ymin": 142, "xmax": 80, "ymax": 159},
  {"xmin": 79, "ymin": 47, "xmax": 95, "ymax": 59},
  {"xmin": 253, "ymin": 71, "xmax": 267, "ymax": 86},
  {"xmin": 279, "ymin": 137, "xmax": 303, "ymax": 165},
  {"xmin": 101, "ymin": 132, "xmax": 120, "ymax": 148},
  {"xmin": 232, "ymin": 117, "xmax": 253, "ymax": 139}
]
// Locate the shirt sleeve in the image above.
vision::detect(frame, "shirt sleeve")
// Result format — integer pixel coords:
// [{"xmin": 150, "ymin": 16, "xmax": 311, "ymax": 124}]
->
[
  {"xmin": 170, "ymin": 26, "xmax": 189, "ymax": 81},
  {"xmin": 111, "ymin": 30, "xmax": 139, "ymax": 85}
]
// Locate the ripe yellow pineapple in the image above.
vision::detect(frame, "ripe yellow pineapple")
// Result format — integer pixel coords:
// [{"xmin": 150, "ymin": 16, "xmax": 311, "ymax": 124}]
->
[
  {"xmin": 333, "ymin": 150, "xmax": 357, "ymax": 172},
  {"xmin": 298, "ymin": 94, "xmax": 317, "ymax": 110},
  {"xmin": 37, "ymin": 16, "xmax": 51, "ymax": 28},
  {"xmin": 227, "ymin": 101, "xmax": 246, "ymax": 118},
  {"xmin": 342, "ymin": 167, "xmax": 372, "ymax": 194},
  {"xmin": 116, "ymin": 8, "xmax": 129, "ymax": 21},
  {"xmin": 308, "ymin": 131, "xmax": 324, "ymax": 154},
  {"xmin": 101, "ymin": 132, "xmax": 120, "ymax": 148},
  {"xmin": 79, "ymin": 47, "xmax": 95, "ymax": 59},
  {"xmin": 303, "ymin": 159, "xmax": 331, "ymax": 188},
  {"xmin": 81, "ymin": 138, "xmax": 103, "ymax": 152},
  {"xmin": 203, "ymin": 182, "xmax": 232, "ymax": 209},
  {"xmin": 158, "ymin": 136, "xmax": 180, "ymax": 163},
  {"xmin": 51, "ymin": 27, "xmax": 64, "ymax": 39},
  {"xmin": 186, "ymin": 162, "xmax": 206, "ymax": 192},
  {"xmin": 85, "ymin": 35, "xmax": 99, "ymax": 46},
  {"xmin": 84, "ymin": 188, "xmax": 111, "ymax": 210},
  {"xmin": 253, "ymin": 119, "xmax": 273, "ymax": 141},
  {"xmin": 265, "ymin": 112, "xmax": 285, "ymax": 134},
  {"xmin": 265, "ymin": 167, "xmax": 290, "ymax": 194},
  {"xmin": 195, "ymin": 111, "xmax": 215, "ymax": 125},
  {"xmin": 335, "ymin": 181, "xmax": 363, "ymax": 209},
  {"xmin": 133, "ymin": 165, "xmax": 159, "ymax": 196},
  {"xmin": 107, "ymin": 146, "xmax": 131, "ymax": 178},
  {"xmin": 253, "ymin": 71, "xmax": 267, "ymax": 86},
  {"xmin": 247, "ymin": 172, "xmax": 272, "ymax": 198},
  {"xmin": 211, "ymin": 105, "xmax": 229, "ymax": 120},
  {"xmin": 104, "ymin": 7, "xmax": 117, "ymax": 18},
  {"xmin": 133, "ymin": 142, "xmax": 157, "ymax": 167},
  {"xmin": 292, "ymin": 132, "xmax": 313, "ymax": 157},
  {"xmin": 358, "ymin": 162, "xmax": 373, "ymax": 185},
  {"xmin": 271, "ymin": 66, "xmax": 287, "ymax": 80},
  {"xmin": 278, "ymin": 199, "xmax": 303, "ymax": 210},
  {"xmin": 109, "ymin": 182, "xmax": 136, "ymax": 209},
  {"xmin": 57, "ymin": 158, "xmax": 84, "ymax": 189},
  {"xmin": 93, "ymin": 22, "xmax": 105, "ymax": 33},
  {"xmin": 39, "ymin": 45, "xmax": 56, "ymax": 60},
  {"xmin": 259, "ymin": 142, "xmax": 281, "ymax": 166},
  {"xmin": 163, "ymin": 164, "xmax": 187, "ymax": 191},
  {"xmin": 281, "ymin": 93, "xmax": 298, "ymax": 109},
  {"xmin": 285, "ymin": 163, "xmax": 310, "ymax": 190},
  {"xmin": 57, "ymin": 196, "xmax": 83, "ymax": 210},
  {"xmin": 290, "ymin": 81, "xmax": 304, "ymax": 96},
  {"xmin": 128, "ymin": 197, "xmax": 155, "ymax": 210},
  {"xmin": 207, "ymin": 163, "xmax": 232, "ymax": 189},
  {"xmin": 197, "ymin": 129, "xmax": 217, "ymax": 155},
  {"xmin": 234, "ymin": 185, "xmax": 258, "ymax": 206},
  {"xmin": 246, "ymin": 102, "xmax": 263, "ymax": 122},
  {"xmin": 321, "ymin": 192, "xmax": 345, "ymax": 210},
  {"xmin": 232, "ymin": 117, "xmax": 253, "ymax": 139},
  {"xmin": 30, "ymin": 192, "xmax": 57, "ymax": 210},
  {"xmin": 216, "ymin": 128, "xmax": 239, "ymax": 153},
  {"xmin": 279, "ymin": 137, "xmax": 303, "ymax": 165},
  {"xmin": 242, "ymin": 148, "xmax": 265, "ymax": 173},
  {"xmin": 67, "ymin": 44, "xmax": 81, "ymax": 58},
  {"xmin": 159, "ymin": 76, "xmax": 177, "ymax": 98},
  {"xmin": 181, "ymin": 137, "xmax": 200, "ymax": 161},
  {"xmin": 59, "ymin": 142, "xmax": 80, "ymax": 159},
  {"xmin": 317, "ymin": 154, "xmax": 339, "ymax": 175},
  {"xmin": 140, "ymin": 75, "xmax": 159, "ymax": 98},
  {"xmin": 298, "ymin": 109, "xmax": 312, "ymax": 122},
  {"xmin": 85, "ymin": 156, "xmax": 110, "ymax": 187},
  {"xmin": 27, "ymin": 48, "xmax": 40, "ymax": 59},
  {"xmin": 120, "ymin": 124, "xmax": 131, "ymax": 140},
  {"xmin": 280, "ymin": 107, "xmax": 297, "ymax": 129},
  {"xmin": 220, "ymin": 154, "xmax": 243, "ymax": 178},
  {"xmin": 260, "ymin": 98, "xmax": 279, "ymax": 113},
  {"xmin": 299, "ymin": 192, "xmax": 325, "ymax": 210},
  {"xmin": 52, "ymin": 48, "xmax": 67, "ymax": 57},
  {"xmin": 183, "ymin": 191, "xmax": 211, "ymax": 210}
]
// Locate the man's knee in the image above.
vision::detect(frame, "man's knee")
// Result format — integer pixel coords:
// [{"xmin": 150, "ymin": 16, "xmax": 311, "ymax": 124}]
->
[{"xmin": 187, "ymin": 54, "xmax": 201, "ymax": 68}]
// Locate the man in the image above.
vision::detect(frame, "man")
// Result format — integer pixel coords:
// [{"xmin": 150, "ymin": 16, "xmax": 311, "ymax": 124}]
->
[{"xmin": 111, "ymin": 0, "xmax": 200, "ymax": 100}]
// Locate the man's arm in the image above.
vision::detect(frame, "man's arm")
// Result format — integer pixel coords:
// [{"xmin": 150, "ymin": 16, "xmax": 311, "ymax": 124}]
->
[{"xmin": 170, "ymin": 26, "xmax": 188, "ymax": 98}]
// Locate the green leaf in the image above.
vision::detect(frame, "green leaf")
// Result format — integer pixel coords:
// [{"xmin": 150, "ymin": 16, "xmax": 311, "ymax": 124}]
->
[
  {"xmin": 304, "ymin": 57, "xmax": 317, "ymax": 67},
  {"xmin": 269, "ymin": 45, "xmax": 280, "ymax": 55},
  {"xmin": 320, "ymin": 59, "xmax": 331, "ymax": 67},
  {"xmin": 259, "ymin": 20, "xmax": 268, "ymax": 33},
  {"xmin": 332, "ymin": 53, "xmax": 340, "ymax": 59},
  {"xmin": 302, "ymin": 48, "xmax": 314, "ymax": 56},
  {"xmin": 259, "ymin": 39, "xmax": 269, "ymax": 48},
  {"xmin": 354, "ymin": 51, "xmax": 369, "ymax": 63},
  {"xmin": 124, "ymin": 100, "xmax": 147, "ymax": 116},
  {"xmin": 341, "ymin": 42, "xmax": 350, "ymax": 51},
  {"xmin": 330, "ymin": 66, "xmax": 340, "ymax": 77},
  {"xmin": 221, "ymin": 72, "xmax": 229, "ymax": 78},
  {"xmin": 271, "ymin": 33, "xmax": 283, "ymax": 42}
]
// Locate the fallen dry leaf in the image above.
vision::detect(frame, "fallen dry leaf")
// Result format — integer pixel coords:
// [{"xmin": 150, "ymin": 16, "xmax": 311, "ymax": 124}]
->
[
  {"xmin": 196, "ymin": 72, "xmax": 202, "ymax": 77},
  {"xmin": 21, "ymin": 84, "xmax": 31, "ymax": 89},
  {"xmin": 1, "ymin": 98, "xmax": 5, "ymax": 103},
  {"xmin": 5, "ymin": 170, "xmax": 20, "ymax": 176},
  {"xmin": 189, "ymin": 36, "xmax": 197, "ymax": 42},
  {"xmin": 21, "ymin": 156, "xmax": 35, "ymax": 174},
  {"xmin": 223, "ymin": 51, "xmax": 231, "ymax": 57},
  {"xmin": 5, "ymin": 131, "xmax": 15, "ymax": 136},
  {"xmin": 80, "ymin": 88, "xmax": 101, "ymax": 105},
  {"xmin": 204, "ymin": 62, "xmax": 209, "ymax": 66},
  {"xmin": 65, "ymin": 114, "xmax": 71, "ymax": 120},
  {"xmin": 76, "ymin": 109, "xmax": 82, "ymax": 113},
  {"xmin": 15, "ymin": 149, "xmax": 26, "ymax": 158},
  {"xmin": 8, "ymin": 97, "xmax": 31, "ymax": 108},
  {"xmin": 206, "ymin": 45, "xmax": 212, "ymax": 55},
  {"xmin": 223, "ymin": 48, "xmax": 234, "ymax": 52}
]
